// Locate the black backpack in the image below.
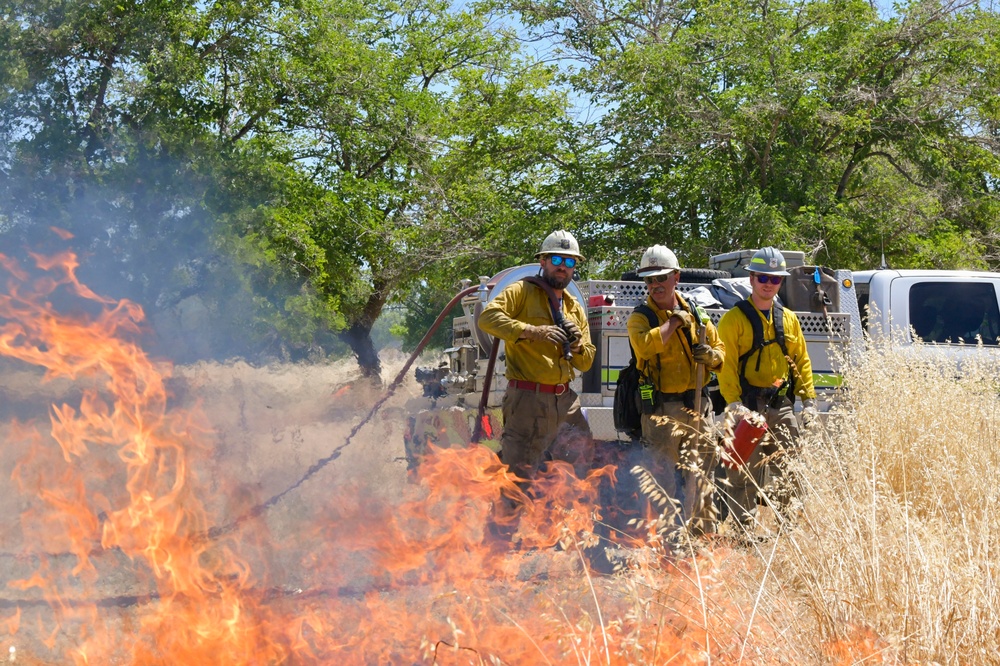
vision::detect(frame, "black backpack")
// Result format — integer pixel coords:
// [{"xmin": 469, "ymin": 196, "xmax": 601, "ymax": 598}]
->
[{"xmin": 613, "ymin": 304, "xmax": 659, "ymax": 440}]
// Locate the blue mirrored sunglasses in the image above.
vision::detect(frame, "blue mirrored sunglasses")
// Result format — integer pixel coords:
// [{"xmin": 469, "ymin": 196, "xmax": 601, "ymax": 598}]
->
[
  {"xmin": 754, "ymin": 273, "xmax": 783, "ymax": 285},
  {"xmin": 549, "ymin": 255, "xmax": 577, "ymax": 268}
]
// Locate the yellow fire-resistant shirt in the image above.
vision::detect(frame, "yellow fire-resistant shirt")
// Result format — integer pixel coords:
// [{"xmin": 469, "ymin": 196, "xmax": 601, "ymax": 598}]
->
[
  {"xmin": 716, "ymin": 300, "xmax": 816, "ymax": 404},
  {"xmin": 626, "ymin": 294, "xmax": 724, "ymax": 394},
  {"xmin": 478, "ymin": 279, "xmax": 595, "ymax": 385}
]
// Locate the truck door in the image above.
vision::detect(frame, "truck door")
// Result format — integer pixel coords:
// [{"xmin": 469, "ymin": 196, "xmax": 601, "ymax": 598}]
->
[{"xmin": 889, "ymin": 276, "xmax": 1000, "ymax": 349}]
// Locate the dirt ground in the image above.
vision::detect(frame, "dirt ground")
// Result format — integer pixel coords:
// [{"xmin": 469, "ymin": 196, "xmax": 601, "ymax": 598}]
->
[{"xmin": 0, "ymin": 349, "xmax": 430, "ymax": 663}]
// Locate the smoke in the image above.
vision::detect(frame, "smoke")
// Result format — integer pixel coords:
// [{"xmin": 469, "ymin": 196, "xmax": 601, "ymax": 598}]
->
[{"xmin": 0, "ymin": 163, "xmax": 352, "ymax": 365}]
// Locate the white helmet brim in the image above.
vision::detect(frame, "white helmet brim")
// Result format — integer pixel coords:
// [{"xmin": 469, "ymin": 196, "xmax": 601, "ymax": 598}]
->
[{"xmin": 636, "ymin": 267, "xmax": 677, "ymax": 278}]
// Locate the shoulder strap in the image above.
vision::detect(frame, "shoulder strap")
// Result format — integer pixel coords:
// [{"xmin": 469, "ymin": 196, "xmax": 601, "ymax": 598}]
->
[
  {"xmin": 734, "ymin": 298, "xmax": 795, "ymax": 400},
  {"xmin": 520, "ymin": 276, "xmax": 572, "ymax": 360},
  {"xmin": 772, "ymin": 301, "xmax": 796, "ymax": 399},
  {"xmin": 630, "ymin": 303, "xmax": 659, "ymax": 364},
  {"xmin": 520, "ymin": 276, "xmax": 558, "ymax": 316},
  {"xmin": 634, "ymin": 303, "xmax": 658, "ymax": 331},
  {"xmin": 630, "ymin": 303, "xmax": 661, "ymax": 382},
  {"xmin": 734, "ymin": 300, "xmax": 765, "ymax": 362},
  {"xmin": 772, "ymin": 300, "xmax": 787, "ymax": 355}
]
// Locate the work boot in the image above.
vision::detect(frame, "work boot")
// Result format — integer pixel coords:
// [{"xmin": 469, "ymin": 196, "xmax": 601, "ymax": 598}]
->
[{"xmin": 729, "ymin": 517, "xmax": 760, "ymax": 550}]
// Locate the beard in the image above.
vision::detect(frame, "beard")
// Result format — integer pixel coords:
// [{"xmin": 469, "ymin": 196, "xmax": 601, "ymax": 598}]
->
[{"xmin": 543, "ymin": 271, "xmax": 572, "ymax": 290}]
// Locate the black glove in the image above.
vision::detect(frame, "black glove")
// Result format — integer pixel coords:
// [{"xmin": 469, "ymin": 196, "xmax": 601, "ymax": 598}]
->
[
  {"xmin": 562, "ymin": 319, "xmax": 583, "ymax": 344},
  {"xmin": 562, "ymin": 320, "xmax": 584, "ymax": 351}
]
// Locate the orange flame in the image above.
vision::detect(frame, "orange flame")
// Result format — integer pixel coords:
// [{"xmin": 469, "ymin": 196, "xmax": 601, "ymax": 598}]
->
[
  {"xmin": 0, "ymin": 241, "xmax": 885, "ymax": 664},
  {"xmin": 0, "ymin": 247, "xmax": 295, "ymax": 663}
]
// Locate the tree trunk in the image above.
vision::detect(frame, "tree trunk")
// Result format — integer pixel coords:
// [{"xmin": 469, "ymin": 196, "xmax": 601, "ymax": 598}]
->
[
  {"xmin": 340, "ymin": 284, "xmax": 390, "ymax": 382},
  {"xmin": 341, "ymin": 322, "xmax": 382, "ymax": 381}
]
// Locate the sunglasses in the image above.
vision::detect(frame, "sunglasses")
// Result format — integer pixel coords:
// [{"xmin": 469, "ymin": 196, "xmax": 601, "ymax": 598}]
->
[
  {"xmin": 548, "ymin": 255, "xmax": 577, "ymax": 268},
  {"xmin": 754, "ymin": 274, "xmax": 784, "ymax": 285},
  {"xmin": 643, "ymin": 273, "xmax": 675, "ymax": 285}
]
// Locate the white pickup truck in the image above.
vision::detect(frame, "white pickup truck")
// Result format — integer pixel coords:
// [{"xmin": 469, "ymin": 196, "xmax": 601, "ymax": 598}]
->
[{"xmin": 854, "ymin": 268, "xmax": 1000, "ymax": 352}]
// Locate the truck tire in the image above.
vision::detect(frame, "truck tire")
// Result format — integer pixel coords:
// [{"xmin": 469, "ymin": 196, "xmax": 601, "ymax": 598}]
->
[
  {"xmin": 620, "ymin": 270, "xmax": 642, "ymax": 282},
  {"xmin": 681, "ymin": 268, "xmax": 731, "ymax": 284}
]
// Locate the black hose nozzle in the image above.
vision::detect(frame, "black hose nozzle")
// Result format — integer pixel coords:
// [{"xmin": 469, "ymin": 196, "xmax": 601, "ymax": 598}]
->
[{"xmin": 552, "ymin": 310, "xmax": 574, "ymax": 361}]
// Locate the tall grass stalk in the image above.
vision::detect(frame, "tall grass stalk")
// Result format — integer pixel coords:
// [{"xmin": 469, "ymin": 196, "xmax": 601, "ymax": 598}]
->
[{"xmin": 763, "ymin": 339, "xmax": 1000, "ymax": 663}]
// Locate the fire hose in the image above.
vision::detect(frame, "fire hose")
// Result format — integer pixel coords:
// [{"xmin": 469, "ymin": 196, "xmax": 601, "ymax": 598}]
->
[{"xmin": 205, "ymin": 283, "xmax": 482, "ymax": 539}]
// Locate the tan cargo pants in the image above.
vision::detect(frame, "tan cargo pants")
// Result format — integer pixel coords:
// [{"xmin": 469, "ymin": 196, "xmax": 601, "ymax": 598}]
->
[
  {"xmin": 639, "ymin": 397, "xmax": 717, "ymax": 537},
  {"xmin": 722, "ymin": 398, "xmax": 801, "ymax": 531},
  {"xmin": 499, "ymin": 386, "xmax": 593, "ymax": 479}
]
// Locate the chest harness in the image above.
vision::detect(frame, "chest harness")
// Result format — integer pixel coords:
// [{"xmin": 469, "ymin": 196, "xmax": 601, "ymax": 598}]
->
[{"xmin": 734, "ymin": 299, "xmax": 797, "ymax": 408}]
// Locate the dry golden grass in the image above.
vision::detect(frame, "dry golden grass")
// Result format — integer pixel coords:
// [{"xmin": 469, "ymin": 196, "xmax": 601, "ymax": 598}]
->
[
  {"xmin": 709, "ymin": 338, "xmax": 1000, "ymax": 664},
  {"xmin": 598, "ymin": 337, "xmax": 1000, "ymax": 665}
]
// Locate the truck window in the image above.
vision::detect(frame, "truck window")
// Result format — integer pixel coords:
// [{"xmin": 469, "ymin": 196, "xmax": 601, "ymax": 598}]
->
[
  {"xmin": 909, "ymin": 282, "xmax": 1000, "ymax": 345},
  {"xmin": 857, "ymin": 293, "xmax": 870, "ymax": 333}
]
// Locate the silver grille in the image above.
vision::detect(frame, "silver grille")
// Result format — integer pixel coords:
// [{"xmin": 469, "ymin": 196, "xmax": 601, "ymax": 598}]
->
[
  {"xmin": 798, "ymin": 312, "xmax": 850, "ymax": 337},
  {"xmin": 579, "ymin": 281, "xmax": 648, "ymax": 308},
  {"xmin": 589, "ymin": 306, "xmax": 642, "ymax": 331},
  {"xmin": 704, "ymin": 309, "xmax": 849, "ymax": 338}
]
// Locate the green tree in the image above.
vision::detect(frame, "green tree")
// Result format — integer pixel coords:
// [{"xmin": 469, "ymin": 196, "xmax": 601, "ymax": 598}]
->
[
  {"xmin": 510, "ymin": 0, "xmax": 1000, "ymax": 272},
  {"xmin": 238, "ymin": 0, "xmax": 573, "ymax": 375},
  {"xmin": 0, "ymin": 0, "xmax": 574, "ymax": 374}
]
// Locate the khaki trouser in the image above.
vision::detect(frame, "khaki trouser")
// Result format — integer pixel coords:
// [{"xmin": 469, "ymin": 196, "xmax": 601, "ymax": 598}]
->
[
  {"xmin": 639, "ymin": 397, "xmax": 717, "ymax": 537},
  {"xmin": 722, "ymin": 397, "xmax": 801, "ymax": 530},
  {"xmin": 499, "ymin": 385, "xmax": 593, "ymax": 479},
  {"xmin": 488, "ymin": 386, "xmax": 594, "ymax": 545}
]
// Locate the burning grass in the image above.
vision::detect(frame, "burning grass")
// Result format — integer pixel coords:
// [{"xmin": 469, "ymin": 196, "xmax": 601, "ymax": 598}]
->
[{"xmin": 2, "ymin": 244, "xmax": 1000, "ymax": 664}]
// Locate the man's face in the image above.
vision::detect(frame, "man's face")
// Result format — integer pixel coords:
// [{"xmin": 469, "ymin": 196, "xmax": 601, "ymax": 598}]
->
[
  {"xmin": 540, "ymin": 254, "xmax": 577, "ymax": 289},
  {"xmin": 750, "ymin": 272, "xmax": 783, "ymax": 302},
  {"xmin": 644, "ymin": 270, "xmax": 679, "ymax": 302}
]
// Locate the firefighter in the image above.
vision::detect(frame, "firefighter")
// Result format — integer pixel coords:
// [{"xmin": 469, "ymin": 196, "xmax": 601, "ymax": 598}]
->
[
  {"xmin": 716, "ymin": 247, "xmax": 819, "ymax": 537},
  {"xmin": 478, "ymin": 229, "xmax": 596, "ymax": 480},
  {"xmin": 627, "ymin": 245, "xmax": 725, "ymax": 538}
]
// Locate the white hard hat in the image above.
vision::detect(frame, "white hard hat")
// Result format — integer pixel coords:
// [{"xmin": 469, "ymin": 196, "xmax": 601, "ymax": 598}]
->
[
  {"xmin": 746, "ymin": 247, "xmax": 790, "ymax": 276},
  {"xmin": 535, "ymin": 230, "xmax": 585, "ymax": 260},
  {"xmin": 637, "ymin": 245, "xmax": 679, "ymax": 277}
]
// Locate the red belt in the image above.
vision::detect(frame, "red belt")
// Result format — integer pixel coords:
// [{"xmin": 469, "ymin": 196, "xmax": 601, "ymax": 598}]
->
[{"xmin": 509, "ymin": 379, "xmax": 570, "ymax": 395}]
